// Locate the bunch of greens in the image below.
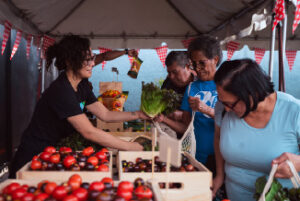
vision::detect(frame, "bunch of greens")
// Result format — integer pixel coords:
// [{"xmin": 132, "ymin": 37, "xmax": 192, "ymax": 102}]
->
[
  {"xmin": 254, "ymin": 176, "xmax": 294, "ymax": 201},
  {"xmin": 133, "ymin": 136, "xmax": 159, "ymax": 151},
  {"xmin": 140, "ymin": 83, "xmax": 182, "ymax": 118},
  {"xmin": 57, "ymin": 132, "xmax": 103, "ymax": 151}
]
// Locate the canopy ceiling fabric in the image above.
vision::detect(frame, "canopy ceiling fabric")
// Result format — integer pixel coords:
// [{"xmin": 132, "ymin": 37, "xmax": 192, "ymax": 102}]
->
[{"xmin": 0, "ymin": 0, "xmax": 299, "ymax": 49}]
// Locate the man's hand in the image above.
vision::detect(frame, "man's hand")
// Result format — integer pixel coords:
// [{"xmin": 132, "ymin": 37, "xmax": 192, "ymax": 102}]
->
[
  {"xmin": 272, "ymin": 152, "xmax": 300, "ymax": 178},
  {"xmin": 136, "ymin": 111, "xmax": 151, "ymax": 120},
  {"xmin": 128, "ymin": 49, "xmax": 138, "ymax": 58},
  {"xmin": 128, "ymin": 142, "xmax": 143, "ymax": 151}
]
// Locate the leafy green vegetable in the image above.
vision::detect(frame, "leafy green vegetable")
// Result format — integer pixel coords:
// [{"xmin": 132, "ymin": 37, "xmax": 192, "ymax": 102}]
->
[
  {"xmin": 254, "ymin": 176, "xmax": 290, "ymax": 201},
  {"xmin": 141, "ymin": 83, "xmax": 182, "ymax": 117}
]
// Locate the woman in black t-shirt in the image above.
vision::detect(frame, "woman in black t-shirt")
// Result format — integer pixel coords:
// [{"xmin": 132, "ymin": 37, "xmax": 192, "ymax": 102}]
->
[{"xmin": 10, "ymin": 35, "xmax": 146, "ymax": 177}]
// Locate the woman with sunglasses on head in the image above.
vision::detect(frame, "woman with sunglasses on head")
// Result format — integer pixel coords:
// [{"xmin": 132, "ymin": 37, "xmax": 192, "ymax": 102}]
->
[
  {"xmin": 212, "ymin": 59, "xmax": 300, "ymax": 201},
  {"xmin": 10, "ymin": 35, "xmax": 147, "ymax": 178}
]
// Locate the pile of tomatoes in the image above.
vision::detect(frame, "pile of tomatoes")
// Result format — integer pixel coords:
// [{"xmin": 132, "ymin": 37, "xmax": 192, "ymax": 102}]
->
[
  {"xmin": 0, "ymin": 174, "xmax": 153, "ymax": 201},
  {"xmin": 30, "ymin": 146, "xmax": 110, "ymax": 172}
]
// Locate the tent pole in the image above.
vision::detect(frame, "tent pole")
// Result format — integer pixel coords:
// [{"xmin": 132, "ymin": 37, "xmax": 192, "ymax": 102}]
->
[
  {"xmin": 278, "ymin": 24, "xmax": 285, "ymax": 92},
  {"xmin": 268, "ymin": 15, "xmax": 276, "ymax": 81},
  {"xmin": 41, "ymin": 59, "xmax": 46, "ymax": 93}
]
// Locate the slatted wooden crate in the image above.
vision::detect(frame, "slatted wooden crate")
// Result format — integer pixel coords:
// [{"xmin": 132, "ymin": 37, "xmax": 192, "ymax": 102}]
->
[
  {"xmin": 16, "ymin": 151, "xmax": 113, "ymax": 182},
  {"xmin": 117, "ymin": 151, "xmax": 212, "ymax": 201},
  {"xmin": 0, "ymin": 179, "xmax": 164, "ymax": 201}
]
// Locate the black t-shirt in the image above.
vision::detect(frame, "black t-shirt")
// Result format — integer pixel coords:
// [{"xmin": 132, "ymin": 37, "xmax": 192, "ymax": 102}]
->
[{"xmin": 22, "ymin": 72, "xmax": 97, "ymax": 146}]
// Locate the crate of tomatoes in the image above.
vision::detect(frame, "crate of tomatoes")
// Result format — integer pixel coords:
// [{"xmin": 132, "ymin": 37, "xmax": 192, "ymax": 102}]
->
[
  {"xmin": 118, "ymin": 151, "xmax": 212, "ymax": 201},
  {"xmin": 0, "ymin": 174, "xmax": 163, "ymax": 201},
  {"xmin": 16, "ymin": 146, "xmax": 112, "ymax": 182}
]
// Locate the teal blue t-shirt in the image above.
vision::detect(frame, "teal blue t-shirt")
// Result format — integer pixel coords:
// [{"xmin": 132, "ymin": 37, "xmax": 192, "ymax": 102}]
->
[
  {"xmin": 181, "ymin": 80, "xmax": 218, "ymax": 163},
  {"xmin": 215, "ymin": 92, "xmax": 300, "ymax": 201}
]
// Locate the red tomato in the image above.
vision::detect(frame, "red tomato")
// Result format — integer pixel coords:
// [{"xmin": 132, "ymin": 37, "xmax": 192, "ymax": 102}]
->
[
  {"xmin": 59, "ymin": 147, "xmax": 72, "ymax": 154},
  {"xmin": 100, "ymin": 148, "xmax": 109, "ymax": 152},
  {"xmin": 43, "ymin": 146, "xmax": 56, "ymax": 154},
  {"xmin": 21, "ymin": 193, "xmax": 35, "ymax": 201},
  {"xmin": 3, "ymin": 183, "xmax": 21, "ymax": 195},
  {"xmin": 68, "ymin": 174, "xmax": 82, "ymax": 185},
  {"xmin": 34, "ymin": 193, "xmax": 49, "ymax": 201},
  {"xmin": 63, "ymin": 195, "xmax": 78, "ymax": 201},
  {"xmin": 63, "ymin": 156, "xmax": 76, "ymax": 168},
  {"xmin": 96, "ymin": 164, "xmax": 109, "ymax": 172},
  {"xmin": 101, "ymin": 177, "xmax": 114, "ymax": 187},
  {"xmin": 87, "ymin": 156, "xmax": 98, "ymax": 166},
  {"xmin": 52, "ymin": 186, "xmax": 67, "ymax": 200},
  {"xmin": 116, "ymin": 189, "xmax": 132, "ymax": 200},
  {"xmin": 12, "ymin": 187, "xmax": 27, "ymax": 200},
  {"xmin": 88, "ymin": 182, "xmax": 104, "ymax": 192},
  {"xmin": 30, "ymin": 160, "xmax": 42, "ymax": 170},
  {"xmin": 134, "ymin": 186, "xmax": 153, "ymax": 199},
  {"xmin": 82, "ymin": 147, "xmax": 94, "ymax": 156},
  {"xmin": 72, "ymin": 188, "xmax": 88, "ymax": 201},
  {"xmin": 68, "ymin": 180, "xmax": 80, "ymax": 191},
  {"xmin": 117, "ymin": 181, "xmax": 134, "ymax": 192},
  {"xmin": 32, "ymin": 156, "xmax": 39, "ymax": 161},
  {"xmin": 95, "ymin": 151, "xmax": 106, "ymax": 160},
  {"xmin": 39, "ymin": 152, "xmax": 51, "ymax": 162},
  {"xmin": 50, "ymin": 153, "xmax": 61, "ymax": 164},
  {"xmin": 21, "ymin": 185, "xmax": 29, "ymax": 191},
  {"xmin": 44, "ymin": 182, "xmax": 57, "ymax": 195}
]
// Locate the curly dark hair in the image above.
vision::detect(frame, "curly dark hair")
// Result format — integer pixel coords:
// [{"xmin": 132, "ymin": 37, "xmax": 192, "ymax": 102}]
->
[
  {"xmin": 46, "ymin": 35, "xmax": 91, "ymax": 74},
  {"xmin": 188, "ymin": 35, "xmax": 223, "ymax": 66}
]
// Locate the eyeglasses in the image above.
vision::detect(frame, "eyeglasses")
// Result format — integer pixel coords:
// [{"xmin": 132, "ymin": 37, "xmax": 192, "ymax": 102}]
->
[
  {"xmin": 218, "ymin": 97, "xmax": 240, "ymax": 110},
  {"xmin": 190, "ymin": 60, "xmax": 209, "ymax": 70},
  {"xmin": 84, "ymin": 55, "xmax": 96, "ymax": 65}
]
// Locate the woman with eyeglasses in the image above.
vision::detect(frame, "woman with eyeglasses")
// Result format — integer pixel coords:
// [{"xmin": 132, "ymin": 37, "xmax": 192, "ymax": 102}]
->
[
  {"xmin": 177, "ymin": 36, "xmax": 222, "ymax": 171},
  {"xmin": 212, "ymin": 59, "xmax": 300, "ymax": 201},
  {"xmin": 10, "ymin": 35, "xmax": 147, "ymax": 177}
]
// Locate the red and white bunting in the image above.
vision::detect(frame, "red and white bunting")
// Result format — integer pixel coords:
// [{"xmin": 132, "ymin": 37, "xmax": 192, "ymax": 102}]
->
[
  {"xmin": 286, "ymin": 50, "xmax": 297, "ymax": 71},
  {"xmin": 181, "ymin": 38, "xmax": 194, "ymax": 49},
  {"xmin": 98, "ymin": 47, "xmax": 112, "ymax": 70},
  {"xmin": 1, "ymin": 20, "xmax": 12, "ymax": 55},
  {"xmin": 272, "ymin": 0, "xmax": 285, "ymax": 30},
  {"xmin": 226, "ymin": 41, "xmax": 239, "ymax": 61},
  {"xmin": 254, "ymin": 48, "xmax": 266, "ymax": 64},
  {"xmin": 292, "ymin": 0, "xmax": 300, "ymax": 34},
  {"xmin": 26, "ymin": 34, "xmax": 32, "ymax": 59},
  {"xmin": 42, "ymin": 35, "xmax": 55, "ymax": 58},
  {"xmin": 10, "ymin": 30, "xmax": 22, "ymax": 60},
  {"xmin": 128, "ymin": 49, "xmax": 140, "ymax": 65},
  {"xmin": 155, "ymin": 45, "xmax": 168, "ymax": 67}
]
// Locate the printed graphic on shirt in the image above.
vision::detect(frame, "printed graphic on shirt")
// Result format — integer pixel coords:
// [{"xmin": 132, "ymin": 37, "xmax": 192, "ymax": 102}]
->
[
  {"xmin": 79, "ymin": 101, "xmax": 86, "ymax": 111},
  {"xmin": 194, "ymin": 90, "xmax": 218, "ymax": 118}
]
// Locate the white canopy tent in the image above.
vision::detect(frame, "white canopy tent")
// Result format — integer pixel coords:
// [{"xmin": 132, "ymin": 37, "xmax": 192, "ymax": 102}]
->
[{"xmin": 0, "ymin": 0, "xmax": 299, "ymax": 49}]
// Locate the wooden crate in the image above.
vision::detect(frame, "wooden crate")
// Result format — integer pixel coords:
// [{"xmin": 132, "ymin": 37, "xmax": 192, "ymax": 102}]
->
[
  {"xmin": 109, "ymin": 131, "xmax": 152, "ymax": 142},
  {"xmin": 96, "ymin": 120, "xmax": 124, "ymax": 132},
  {"xmin": 117, "ymin": 151, "xmax": 212, "ymax": 201},
  {"xmin": 16, "ymin": 151, "xmax": 113, "ymax": 182},
  {"xmin": 0, "ymin": 179, "xmax": 164, "ymax": 201}
]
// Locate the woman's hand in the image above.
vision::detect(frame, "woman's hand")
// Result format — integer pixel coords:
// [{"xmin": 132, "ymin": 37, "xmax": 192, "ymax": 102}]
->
[
  {"xmin": 128, "ymin": 142, "xmax": 143, "ymax": 151},
  {"xmin": 153, "ymin": 114, "xmax": 165, "ymax": 123},
  {"xmin": 272, "ymin": 152, "xmax": 300, "ymax": 178},
  {"xmin": 128, "ymin": 49, "xmax": 138, "ymax": 58},
  {"xmin": 212, "ymin": 174, "xmax": 224, "ymax": 198},
  {"xmin": 188, "ymin": 96, "xmax": 210, "ymax": 113}
]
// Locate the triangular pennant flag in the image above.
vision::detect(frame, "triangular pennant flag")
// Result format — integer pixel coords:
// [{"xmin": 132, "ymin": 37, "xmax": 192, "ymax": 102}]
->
[
  {"xmin": 1, "ymin": 20, "xmax": 12, "ymax": 55},
  {"xmin": 292, "ymin": 0, "xmax": 300, "ymax": 34},
  {"xmin": 10, "ymin": 30, "xmax": 22, "ymax": 60},
  {"xmin": 98, "ymin": 47, "xmax": 112, "ymax": 70},
  {"xmin": 26, "ymin": 34, "xmax": 32, "ymax": 59},
  {"xmin": 128, "ymin": 49, "xmax": 140, "ymax": 65},
  {"xmin": 227, "ymin": 41, "xmax": 239, "ymax": 61},
  {"xmin": 42, "ymin": 35, "xmax": 55, "ymax": 59},
  {"xmin": 155, "ymin": 45, "xmax": 168, "ymax": 67},
  {"xmin": 254, "ymin": 48, "xmax": 266, "ymax": 64},
  {"xmin": 181, "ymin": 38, "xmax": 195, "ymax": 49},
  {"xmin": 273, "ymin": 0, "xmax": 285, "ymax": 30},
  {"xmin": 286, "ymin": 50, "xmax": 297, "ymax": 71}
]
